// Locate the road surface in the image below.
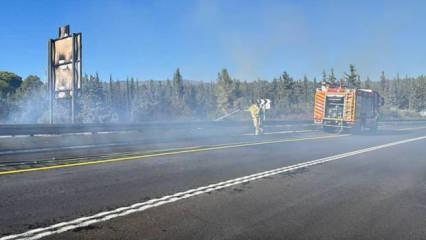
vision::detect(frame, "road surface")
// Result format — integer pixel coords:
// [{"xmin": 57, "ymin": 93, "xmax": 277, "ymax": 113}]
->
[{"xmin": 1, "ymin": 123, "xmax": 426, "ymax": 239}]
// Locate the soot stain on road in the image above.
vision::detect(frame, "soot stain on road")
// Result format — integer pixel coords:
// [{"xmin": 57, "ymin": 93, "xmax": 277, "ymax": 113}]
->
[
  {"xmin": 280, "ymin": 166, "xmax": 309, "ymax": 177},
  {"xmin": 72, "ymin": 225, "xmax": 101, "ymax": 233},
  {"xmin": 206, "ymin": 167, "xmax": 311, "ymax": 197}
]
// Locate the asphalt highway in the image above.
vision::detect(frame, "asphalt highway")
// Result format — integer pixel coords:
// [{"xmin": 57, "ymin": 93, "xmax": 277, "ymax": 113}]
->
[{"xmin": 1, "ymin": 123, "xmax": 426, "ymax": 240}]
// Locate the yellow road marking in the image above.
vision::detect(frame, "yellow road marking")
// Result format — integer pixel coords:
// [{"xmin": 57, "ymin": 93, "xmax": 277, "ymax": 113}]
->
[
  {"xmin": 0, "ymin": 134, "xmax": 348, "ymax": 176},
  {"xmin": 0, "ymin": 145, "xmax": 207, "ymax": 167}
]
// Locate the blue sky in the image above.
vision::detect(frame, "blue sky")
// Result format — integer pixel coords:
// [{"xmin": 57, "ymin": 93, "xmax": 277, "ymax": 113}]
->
[{"xmin": 1, "ymin": 0, "xmax": 426, "ymax": 82}]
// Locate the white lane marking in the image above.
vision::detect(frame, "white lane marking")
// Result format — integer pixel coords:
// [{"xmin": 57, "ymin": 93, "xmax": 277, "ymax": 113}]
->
[
  {"xmin": 2, "ymin": 135, "xmax": 426, "ymax": 240},
  {"xmin": 395, "ymin": 126, "xmax": 426, "ymax": 131},
  {"xmin": 0, "ymin": 131, "xmax": 137, "ymax": 138},
  {"xmin": 0, "ymin": 129, "xmax": 317, "ymax": 155},
  {"xmin": 267, "ymin": 124, "xmax": 315, "ymax": 128},
  {"xmin": 242, "ymin": 130, "xmax": 317, "ymax": 136}
]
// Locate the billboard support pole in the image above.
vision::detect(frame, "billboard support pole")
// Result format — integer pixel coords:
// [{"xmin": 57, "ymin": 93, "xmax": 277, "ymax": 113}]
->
[
  {"xmin": 77, "ymin": 33, "xmax": 82, "ymax": 122},
  {"xmin": 71, "ymin": 33, "xmax": 76, "ymax": 123},
  {"xmin": 48, "ymin": 39, "xmax": 53, "ymax": 124},
  {"xmin": 264, "ymin": 107, "xmax": 266, "ymax": 121},
  {"xmin": 79, "ymin": 33, "xmax": 82, "ymax": 103}
]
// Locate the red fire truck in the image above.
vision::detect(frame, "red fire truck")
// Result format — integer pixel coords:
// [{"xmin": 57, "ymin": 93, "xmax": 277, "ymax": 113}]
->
[{"xmin": 314, "ymin": 85, "xmax": 383, "ymax": 132}]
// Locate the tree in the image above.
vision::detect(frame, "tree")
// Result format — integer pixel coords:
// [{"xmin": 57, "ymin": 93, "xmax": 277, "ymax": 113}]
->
[
  {"xmin": 16, "ymin": 75, "xmax": 43, "ymax": 97},
  {"xmin": 79, "ymin": 75, "xmax": 113, "ymax": 123},
  {"xmin": 303, "ymin": 75, "xmax": 309, "ymax": 103},
  {"xmin": 313, "ymin": 77, "xmax": 317, "ymax": 90},
  {"xmin": 125, "ymin": 77, "xmax": 131, "ymax": 120},
  {"xmin": 5, "ymin": 75, "xmax": 47, "ymax": 123},
  {"xmin": 364, "ymin": 76, "xmax": 372, "ymax": 89},
  {"xmin": 173, "ymin": 68, "xmax": 184, "ymax": 99},
  {"xmin": 282, "ymin": 71, "xmax": 295, "ymax": 105},
  {"xmin": 321, "ymin": 70, "xmax": 327, "ymax": 83},
  {"xmin": 344, "ymin": 64, "xmax": 361, "ymax": 88},
  {"xmin": 172, "ymin": 68, "xmax": 187, "ymax": 115},
  {"xmin": 379, "ymin": 71, "xmax": 387, "ymax": 94},
  {"xmin": 328, "ymin": 68, "xmax": 337, "ymax": 85},
  {"xmin": 2, "ymin": 64, "xmax": 426, "ymax": 123},
  {"xmin": 388, "ymin": 75, "xmax": 398, "ymax": 107},
  {"xmin": 108, "ymin": 75, "xmax": 114, "ymax": 105},
  {"xmin": 0, "ymin": 71, "xmax": 22, "ymax": 97},
  {"xmin": 270, "ymin": 72, "xmax": 296, "ymax": 116},
  {"xmin": 215, "ymin": 69, "xmax": 239, "ymax": 114},
  {"xmin": 412, "ymin": 76, "xmax": 426, "ymax": 112},
  {"xmin": 0, "ymin": 72, "xmax": 23, "ymax": 122}
]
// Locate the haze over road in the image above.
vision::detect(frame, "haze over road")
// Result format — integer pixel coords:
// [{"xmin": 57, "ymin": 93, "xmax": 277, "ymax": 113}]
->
[{"xmin": 1, "ymin": 123, "xmax": 426, "ymax": 240}]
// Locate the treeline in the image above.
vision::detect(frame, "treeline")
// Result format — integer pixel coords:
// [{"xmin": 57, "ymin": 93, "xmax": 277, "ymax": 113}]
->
[{"xmin": 0, "ymin": 65, "xmax": 425, "ymax": 123}]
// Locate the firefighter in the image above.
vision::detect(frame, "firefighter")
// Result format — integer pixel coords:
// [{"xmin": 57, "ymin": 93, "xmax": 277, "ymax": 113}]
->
[{"xmin": 247, "ymin": 100, "xmax": 263, "ymax": 135}]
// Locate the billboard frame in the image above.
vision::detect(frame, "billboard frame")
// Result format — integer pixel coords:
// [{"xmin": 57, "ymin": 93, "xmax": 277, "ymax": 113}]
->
[{"xmin": 48, "ymin": 26, "xmax": 82, "ymax": 124}]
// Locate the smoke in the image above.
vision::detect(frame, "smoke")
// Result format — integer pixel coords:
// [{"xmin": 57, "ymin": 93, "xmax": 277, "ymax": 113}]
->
[
  {"xmin": 189, "ymin": 0, "xmax": 426, "ymax": 81},
  {"xmin": 190, "ymin": 0, "xmax": 310, "ymax": 81},
  {"xmin": 3, "ymin": 86, "xmax": 49, "ymax": 124}
]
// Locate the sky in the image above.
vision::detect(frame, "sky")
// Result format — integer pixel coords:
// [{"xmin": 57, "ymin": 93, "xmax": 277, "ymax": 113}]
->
[{"xmin": 1, "ymin": 0, "xmax": 426, "ymax": 82}]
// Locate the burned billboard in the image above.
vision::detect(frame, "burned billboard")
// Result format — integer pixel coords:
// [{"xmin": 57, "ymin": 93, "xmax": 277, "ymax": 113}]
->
[
  {"xmin": 48, "ymin": 25, "xmax": 82, "ymax": 123},
  {"xmin": 49, "ymin": 27, "xmax": 82, "ymax": 99}
]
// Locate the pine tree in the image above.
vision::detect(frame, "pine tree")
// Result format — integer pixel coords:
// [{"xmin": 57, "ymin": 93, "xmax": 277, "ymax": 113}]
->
[
  {"xmin": 79, "ymin": 74, "xmax": 113, "ymax": 123},
  {"xmin": 125, "ymin": 77, "xmax": 131, "ymax": 121},
  {"xmin": 173, "ymin": 68, "xmax": 184, "ymax": 99},
  {"xmin": 313, "ymin": 77, "xmax": 317, "ymax": 90},
  {"xmin": 388, "ymin": 75, "xmax": 398, "ymax": 108},
  {"xmin": 303, "ymin": 75, "xmax": 309, "ymax": 103},
  {"xmin": 130, "ymin": 77, "xmax": 135, "ymax": 100},
  {"xmin": 364, "ymin": 76, "xmax": 372, "ymax": 89},
  {"xmin": 412, "ymin": 76, "xmax": 426, "ymax": 112},
  {"xmin": 321, "ymin": 70, "xmax": 327, "ymax": 83},
  {"xmin": 108, "ymin": 75, "xmax": 113, "ymax": 105},
  {"xmin": 172, "ymin": 68, "xmax": 186, "ymax": 115},
  {"xmin": 282, "ymin": 71, "xmax": 295, "ymax": 106},
  {"xmin": 344, "ymin": 64, "xmax": 361, "ymax": 88},
  {"xmin": 328, "ymin": 68, "xmax": 337, "ymax": 85},
  {"xmin": 379, "ymin": 71, "xmax": 387, "ymax": 94},
  {"xmin": 215, "ymin": 69, "xmax": 238, "ymax": 114}
]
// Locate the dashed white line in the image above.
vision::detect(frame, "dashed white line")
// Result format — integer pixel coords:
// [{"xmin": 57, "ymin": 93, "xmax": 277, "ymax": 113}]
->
[{"xmin": 2, "ymin": 135, "xmax": 426, "ymax": 240}]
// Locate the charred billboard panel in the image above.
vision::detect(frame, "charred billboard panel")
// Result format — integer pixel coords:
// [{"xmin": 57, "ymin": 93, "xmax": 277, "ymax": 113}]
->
[
  {"xmin": 48, "ymin": 25, "xmax": 82, "ymax": 123},
  {"xmin": 51, "ymin": 33, "xmax": 82, "ymax": 98}
]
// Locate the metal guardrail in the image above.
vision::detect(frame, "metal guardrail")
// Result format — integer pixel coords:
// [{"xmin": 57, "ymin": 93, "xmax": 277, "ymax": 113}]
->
[
  {"xmin": 0, "ymin": 120, "xmax": 313, "ymax": 136},
  {"xmin": 378, "ymin": 119, "xmax": 426, "ymax": 122},
  {"xmin": 0, "ymin": 122, "xmax": 204, "ymax": 136},
  {"xmin": 0, "ymin": 119, "xmax": 424, "ymax": 136}
]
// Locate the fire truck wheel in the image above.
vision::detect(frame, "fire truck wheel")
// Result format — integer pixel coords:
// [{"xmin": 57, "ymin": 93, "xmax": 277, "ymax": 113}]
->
[{"xmin": 323, "ymin": 126, "xmax": 337, "ymax": 133}]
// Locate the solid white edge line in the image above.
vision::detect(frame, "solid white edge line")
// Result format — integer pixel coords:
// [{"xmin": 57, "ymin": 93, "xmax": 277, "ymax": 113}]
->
[
  {"xmin": 2, "ymin": 135, "xmax": 426, "ymax": 240},
  {"xmin": 242, "ymin": 130, "xmax": 317, "ymax": 136}
]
